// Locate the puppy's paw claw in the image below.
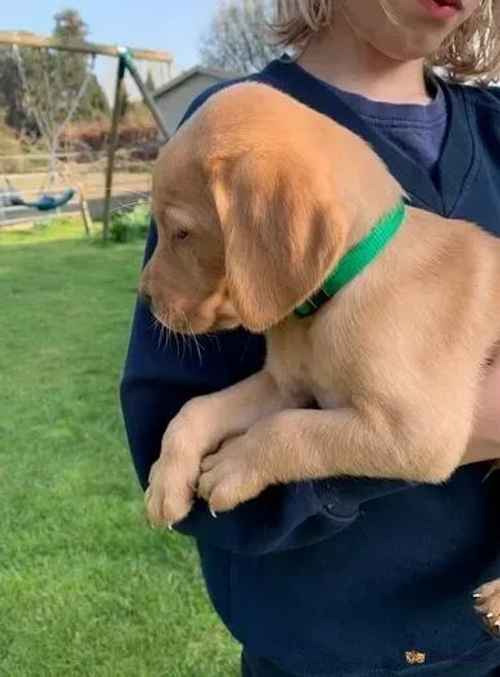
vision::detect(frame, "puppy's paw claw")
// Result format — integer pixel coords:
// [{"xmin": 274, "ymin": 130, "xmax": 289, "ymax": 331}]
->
[{"xmin": 474, "ymin": 579, "xmax": 500, "ymax": 633}]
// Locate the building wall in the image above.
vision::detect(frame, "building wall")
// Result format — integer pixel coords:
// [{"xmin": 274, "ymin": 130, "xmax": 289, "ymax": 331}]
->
[{"xmin": 155, "ymin": 73, "xmax": 226, "ymax": 137}]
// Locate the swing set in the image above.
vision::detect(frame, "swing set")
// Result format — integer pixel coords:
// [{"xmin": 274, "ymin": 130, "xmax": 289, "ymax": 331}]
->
[{"xmin": 0, "ymin": 31, "xmax": 173, "ymax": 237}]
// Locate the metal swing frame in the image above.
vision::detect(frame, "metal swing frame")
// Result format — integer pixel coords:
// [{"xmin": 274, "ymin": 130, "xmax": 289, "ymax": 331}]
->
[{"xmin": 0, "ymin": 31, "xmax": 173, "ymax": 237}]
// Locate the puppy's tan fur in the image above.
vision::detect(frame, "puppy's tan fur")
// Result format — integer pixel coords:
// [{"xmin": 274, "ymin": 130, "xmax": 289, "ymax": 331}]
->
[{"xmin": 143, "ymin": 83, "xmax": 500, "ymax": 540}]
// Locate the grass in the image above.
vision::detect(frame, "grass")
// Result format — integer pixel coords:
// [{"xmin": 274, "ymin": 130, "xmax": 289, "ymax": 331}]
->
[{"xmin": 0, "ymin": 218, "xmax": 239, "ymax": 676}]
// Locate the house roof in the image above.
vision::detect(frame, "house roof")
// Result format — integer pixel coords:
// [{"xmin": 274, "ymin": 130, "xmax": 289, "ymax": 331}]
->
[{"xmin": 153, "ymin": 65, "xmax": 242, "ymax": 99}]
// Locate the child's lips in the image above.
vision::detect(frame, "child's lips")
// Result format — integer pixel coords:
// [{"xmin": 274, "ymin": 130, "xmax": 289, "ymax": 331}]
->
[
  {"xmin": 417, "ymin": 0, "xmax": 464, "ymax": 19},
  {"xmin": 436, "ymin": 0, "xmax": 463, "ymax": 7}
]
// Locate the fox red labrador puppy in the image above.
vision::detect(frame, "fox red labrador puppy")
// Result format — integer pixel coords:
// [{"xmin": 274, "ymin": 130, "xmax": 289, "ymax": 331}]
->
[{"xmin": 140, "ymin": 82, "xmax": 500, "ymax": 626}]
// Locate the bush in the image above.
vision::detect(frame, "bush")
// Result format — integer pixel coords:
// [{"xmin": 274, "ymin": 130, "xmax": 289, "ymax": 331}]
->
[
  {"xmin": 0, "ymin": 155, "xmax": 51, "ymax": 174},
  {"xmin": 109, "ymin": 200, "xmax": 151, "ymax": 243},
  {"xmin": 0, "ymin": 126, "xmax": 21, "ymax": 155},
  {"xmin": 128, "ymin": 141, "xmax": 161, "ymax": 162},
  {"xmin": 61, "ymin": 115, "xmax": 158, "ymax": 153}
]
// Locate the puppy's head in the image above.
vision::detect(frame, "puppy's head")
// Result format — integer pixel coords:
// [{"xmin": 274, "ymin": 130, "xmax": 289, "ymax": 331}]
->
[
  {"xmin": 140, "ymin": 83, "xmax": 402, "ymax": 334},
  {"xmin": 140, "ymin": 120, "xmax": 234, "ymax": 335}
]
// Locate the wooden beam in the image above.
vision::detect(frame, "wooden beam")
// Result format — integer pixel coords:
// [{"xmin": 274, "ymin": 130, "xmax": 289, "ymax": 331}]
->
[
  {"xmin": 0, "ymin": 31, "xmax": 173, "ymax": 63},
  {"xmin": 102, "ymin": 59, "xmax": 126, "ymax": 241},
  {"xmin": 77, "ymin": 183, "xmax": 93, "ymax": 237}
]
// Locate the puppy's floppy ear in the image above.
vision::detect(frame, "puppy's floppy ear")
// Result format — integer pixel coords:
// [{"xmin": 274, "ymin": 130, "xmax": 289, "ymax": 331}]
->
[{"xmin": 211, "ymin": 150, "xmax": 347, "ymax": 332}]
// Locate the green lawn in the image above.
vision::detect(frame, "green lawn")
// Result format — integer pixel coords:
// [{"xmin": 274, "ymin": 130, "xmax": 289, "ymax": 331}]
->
[{"xmin": 0, "ymin": 220, "xmax": 239, "ymax": 676}]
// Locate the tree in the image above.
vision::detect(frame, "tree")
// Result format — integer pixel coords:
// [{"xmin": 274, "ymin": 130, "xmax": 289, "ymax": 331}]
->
[
  {"xmin": 85, "ymin": 74, "xmax": 110, "ymax": 118},
  {"xmin": 0, "ymin": 8, "xmax": 109, "ymax": 135},
  {"xmin": 51, "ymin": 8, "xmax": 108, "ymax": 120},
  {"xmin": 199, "ymin": 0, "xmax": 281, "ymax": 75},
  {"xmin": 0, "ymin": 48, "xmax": 17, "ymax": 110},
  {"xmin": 1, "ymin": 46, "xmax": 42, "ymax": 134},
  {"xmin": 0, "ymin": 48, "xmax": 26, "ymax": 129},
  {"xmin": 54, "ymin": 7, "xmax": 88, "ymax": 37}
]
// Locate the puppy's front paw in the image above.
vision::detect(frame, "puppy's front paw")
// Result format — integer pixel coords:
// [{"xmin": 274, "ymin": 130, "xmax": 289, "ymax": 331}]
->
[
  {"xmin": 146, "ymin": 458, "xmax": 198, "ymax": 528},
  {"xmin": 197, "ymin": 433, "xmax": 269, "ymax": 513},
  {"xmin": 145, "ymin": 421, "xmax": 202, "ymax": 528},
  {"xmin": 474, "ymin": 579, "xmax": 500, "ymax": 633}
]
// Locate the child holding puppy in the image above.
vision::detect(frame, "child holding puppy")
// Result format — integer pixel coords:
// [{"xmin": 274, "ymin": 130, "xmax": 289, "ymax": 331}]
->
[{"xmin": 122, "ymin": 1, "xmax": 500, "ymax": 674}]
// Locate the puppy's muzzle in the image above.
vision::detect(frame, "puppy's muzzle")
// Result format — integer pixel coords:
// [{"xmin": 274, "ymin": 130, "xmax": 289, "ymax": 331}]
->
[{"xmin": 139, "ymin": 289, "xmax": 153, "ymax": 309}]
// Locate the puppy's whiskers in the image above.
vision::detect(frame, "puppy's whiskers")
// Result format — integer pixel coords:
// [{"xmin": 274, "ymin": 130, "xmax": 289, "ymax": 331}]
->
[
  {"xmin": 161, "ymin": 321, "xmax": 170, "ymax": 350},
  {"xmin": 151, "ymin": 311, "xmax": 173, "ymax": 351},
  {"xmin": 178, "ymin": 309, "xmax": 203, "ymax": 365},
  {"xmin": 185, "ymin": 316, "xmax": 204, "ymax": 366},
  {"xmin": 150, "ymin": 316, "xmax": 163, "ymax": 350},
  {"xmin": 161, "ymin": 309, "xmax": 178, "ymax": 355},
  {"xmin": 172, "ymin": 318, "xmax": 181, "ymax": 358}
]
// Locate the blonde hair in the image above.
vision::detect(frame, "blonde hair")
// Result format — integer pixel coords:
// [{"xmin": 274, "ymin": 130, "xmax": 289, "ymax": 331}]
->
[{"xmin": 271, "ymin": 0, "xmax": 500, "ymax": 82}]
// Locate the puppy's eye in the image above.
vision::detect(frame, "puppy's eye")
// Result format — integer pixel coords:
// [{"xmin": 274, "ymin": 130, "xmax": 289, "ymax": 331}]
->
[{"xmin": 174, "ymin": 229, "xmax": 189, "ymax": 241}]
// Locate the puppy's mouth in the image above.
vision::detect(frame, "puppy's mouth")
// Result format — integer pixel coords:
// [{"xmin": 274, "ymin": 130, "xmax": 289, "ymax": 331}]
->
[{"xmin": 151, "ymin": 306, "xmax": 238, "ymax": 336}]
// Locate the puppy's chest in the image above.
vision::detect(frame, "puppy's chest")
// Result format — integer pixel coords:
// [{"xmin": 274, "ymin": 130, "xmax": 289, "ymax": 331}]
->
[{"xmin": 266, "ymin": 319, "xmax": 350, "ymax": 410}]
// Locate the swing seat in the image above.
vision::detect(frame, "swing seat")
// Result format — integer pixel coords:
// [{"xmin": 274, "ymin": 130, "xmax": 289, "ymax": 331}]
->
[{"xmin": 10, "ymin": 188, "xmax": 76, "ymax": 212}]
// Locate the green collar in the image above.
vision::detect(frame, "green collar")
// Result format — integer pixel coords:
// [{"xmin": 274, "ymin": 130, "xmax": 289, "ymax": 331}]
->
[{"xmin": 295, "ymin": 200, "xmax": 407, "ymax": 318}]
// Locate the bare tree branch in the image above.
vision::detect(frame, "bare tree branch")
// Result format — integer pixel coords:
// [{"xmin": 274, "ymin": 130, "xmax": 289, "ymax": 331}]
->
[{"xmin": 199, "ymin": 0, "xmax": 281, "ymax": 75}]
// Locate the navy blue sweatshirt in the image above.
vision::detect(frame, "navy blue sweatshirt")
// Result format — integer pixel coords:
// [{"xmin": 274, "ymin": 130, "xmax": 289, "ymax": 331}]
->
[{"xmin": 121, "ymin": 59, "xmax": 500, "ymax": 675}]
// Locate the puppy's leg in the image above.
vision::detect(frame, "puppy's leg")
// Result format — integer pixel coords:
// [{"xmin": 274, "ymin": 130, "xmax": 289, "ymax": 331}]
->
[
  {"xmin": 198, "ymin": 401, "xmax": 472, "ymax": 512},
  {"xmin": 147, "ymin": 369, "xmax": 299, "ymax": 526}
]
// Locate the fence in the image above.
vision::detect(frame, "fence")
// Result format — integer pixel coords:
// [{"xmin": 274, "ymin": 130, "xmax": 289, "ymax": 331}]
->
[{"xmin": 0, "ymin": 148, "xmax": 153, "ymax": 228}]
